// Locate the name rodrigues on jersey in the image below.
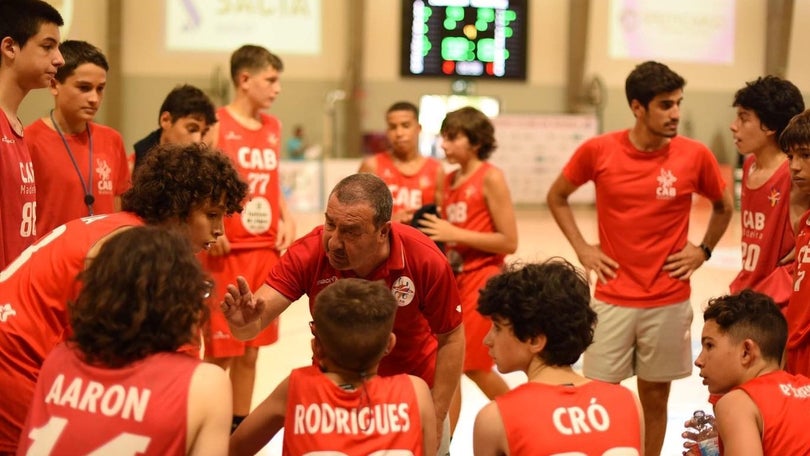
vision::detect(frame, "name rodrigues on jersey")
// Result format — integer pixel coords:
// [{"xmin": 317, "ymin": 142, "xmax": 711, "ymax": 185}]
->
[
  {"xmin": 44, "ymin": 373, "xmax": 151, "ymax": 422},
  {"xmin": 293, "ymin": 402, "xmax": 411, "ymax": 436}
]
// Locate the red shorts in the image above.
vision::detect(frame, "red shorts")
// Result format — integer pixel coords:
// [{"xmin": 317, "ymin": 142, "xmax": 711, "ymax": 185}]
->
[
  {"xmin": 786, "ymin": 342, "xmax": 810, "ymax": 377},
  {"xmin": 0, "ymin": 362, "xmax": 35, "ymax": 453},
  {"xmin": 457, "ymin": 264, "xmax": 502, "ymax": 372},
  {"xmin": 200, "ymin": 247, "xmax": 280, "ymax": 358}
]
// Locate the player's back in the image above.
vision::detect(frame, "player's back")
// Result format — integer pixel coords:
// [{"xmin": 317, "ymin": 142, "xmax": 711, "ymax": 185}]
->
[
  {"xmin": 17, "ymin": 343, "xmax": 200, "ymax": 455},
  {"xmin": 495, "ymin": 380, "xmax": 642, "ymax": 455},
  {"xmin": 0, "ymin": 212, "xmax": 143, "ymax": 453}
]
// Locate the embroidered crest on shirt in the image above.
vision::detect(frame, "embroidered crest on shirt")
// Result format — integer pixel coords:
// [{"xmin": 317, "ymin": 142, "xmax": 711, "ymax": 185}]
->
[
  {"xmin": 656, "ymin": 168, "xmax": 677, "ymax": 199},
  {"xmin": 0, "ymin": 303, "xmax": 17, "ymax": 322},
  {"xmin": 224, "ymin": 130, "xmax": 242, "ymax": 141},
  {"xmin": 768, "ymin": 187, "xmax": 781, "ymax": 207},
  {"xmin": 267, "ymin": 133, "xmax": 279, "ymax": 147},
  {"xmin": 391, "ymin": 276, "xmax": 415, "ymax": 307}
]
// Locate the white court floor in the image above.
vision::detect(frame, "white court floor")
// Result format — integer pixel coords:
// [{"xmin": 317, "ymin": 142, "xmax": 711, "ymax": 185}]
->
[{"xmin": 249, "ymin": 203, "xmax": 741, "ymax": 456}]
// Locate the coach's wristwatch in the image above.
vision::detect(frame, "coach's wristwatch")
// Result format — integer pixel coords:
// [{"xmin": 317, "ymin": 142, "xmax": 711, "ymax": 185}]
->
[{"xmin": 699, "ymin": 243, "xmax": 712, "ymax": 261}]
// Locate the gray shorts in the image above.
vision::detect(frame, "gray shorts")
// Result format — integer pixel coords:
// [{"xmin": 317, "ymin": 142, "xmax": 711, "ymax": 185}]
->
[{"xmin": 583, "ymin": 298, "xmax": 693, "ymax": 383}]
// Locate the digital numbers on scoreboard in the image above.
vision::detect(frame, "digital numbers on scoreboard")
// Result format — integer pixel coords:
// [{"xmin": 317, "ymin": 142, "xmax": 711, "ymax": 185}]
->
[{"xmin": 401, "ymin": 0, "xmax": 528, "ymax": 80}]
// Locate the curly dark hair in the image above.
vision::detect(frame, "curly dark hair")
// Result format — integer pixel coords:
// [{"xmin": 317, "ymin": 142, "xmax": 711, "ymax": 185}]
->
[
  {"xmin": 477, "ymin": 258, "xmax": 596, "ymax": 366},
  {"xmin": 733, "ymin": 76, "xmax": 804, "ymax": 141},
  {"xmin": 313, "ymin": 278, "xmax": 397, "ymax": 374},
  {"xmin": 440, "ymin": 106, "xmax": 497, "ymax": 160},
  {"xmin": 779, "ymin": 109, "xmax": 810, "ymax": 153},
  {"xmin": 703, "ymin": 289, "xmax": 787, "ymax": 364},
  {"xmin": 331, "ymin": 173, "xmax": 393, "ymax": 229},
  {"xmin": 122, "ymin": 142, "xmax": 247, "ymax": 224},
  {"xmin": 625, "ymin": 61, "xmax": 686, "ymax": 108},
  {"xmin": 69, "ymin": 226, "xmax": 210, "ymax": 367}
]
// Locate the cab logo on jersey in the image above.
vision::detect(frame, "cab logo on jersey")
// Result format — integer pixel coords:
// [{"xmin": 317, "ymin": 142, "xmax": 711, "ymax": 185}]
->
[
  {"xmin": 656, "ymin": 168, "xmax": 677, "ymax": 199},
  {"xmin": 95, "ymin": 159, "xmax": 113, "ymax": 194},
  {"xmin": 391, "ymin": 276, "xmax": 415, "ymax": 307}
]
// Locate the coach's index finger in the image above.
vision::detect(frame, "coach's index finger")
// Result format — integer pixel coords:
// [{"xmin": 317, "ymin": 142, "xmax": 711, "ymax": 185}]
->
[{"xmin": 236, "ymin": 276, "xmax": 252, "ymax": 297}]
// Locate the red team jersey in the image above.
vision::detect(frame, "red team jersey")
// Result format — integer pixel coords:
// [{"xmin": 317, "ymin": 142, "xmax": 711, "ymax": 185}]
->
[
  {"xmin": 442, "ymin": 162, "xmax": 504, "ymax": 273},
  {"xmin": 215, "ymin": 107, "xmax": 281, "ymax": 249},
  {"xmin": 266, "ymin": 224, "xmax": 462, "ymax": 387},
  {"xmin": 731, "ymin": 370, "xmax": 810, "ymax": 454},
  {"xmin": 199, "ymin": 107, "xmax": 284, "ymax": 357},
  {"xmin": 374, "ymin": 152, "xmax": 441, "ymax": 215},
  {"xmin": 442, "ymin": 162, "xmax": 504, "ymax": 371},
  {"xmin": 0, "ymin": 212, "xmax": 144, "ymax": 453},
  {"xmin": 282, "ymin": 365, "xmax": 424, "ymax": 456},
  {"xmin": 25, "ymin": 119, "xmax": 131, "ymax": 237},
  {"xmin": 563, "ymin": 130, "xmax": 726, "ymax": 307},
  {"xmin": 0, "ymin": 110, "xmax": 37, "ymax": 270},
  {"xmin": 729, "ymin": 156, "xmax": 794, "ymax": 306},
  {"xmin": 17, "ymin": 343, "xmax": 200, "ymax": 455},
  {"xmin": 788, "ymin": 210, "xmax": 810, "ymax": 376},
  {"xmin": 496, "ymin": 381, "xmax": 642, "ymax": 455}
]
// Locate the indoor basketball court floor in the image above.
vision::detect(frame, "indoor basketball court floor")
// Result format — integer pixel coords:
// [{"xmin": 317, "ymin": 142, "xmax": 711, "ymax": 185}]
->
[{"xmin": 249, "ymin": 204, "xmax": 741, "ymax": 455}]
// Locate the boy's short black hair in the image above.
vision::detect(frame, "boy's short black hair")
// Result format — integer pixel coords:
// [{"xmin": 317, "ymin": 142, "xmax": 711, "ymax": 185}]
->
[
  {"xmin": 0, "ymin": 0, "xmax": 63, "ymax": 49},
  {"xmin": 158, "ymin": 84, "xmax": 217, "ymax": 127},
  {"xmin": 55, "ymin": 40, "xmax": 109, "ymax": 83}
]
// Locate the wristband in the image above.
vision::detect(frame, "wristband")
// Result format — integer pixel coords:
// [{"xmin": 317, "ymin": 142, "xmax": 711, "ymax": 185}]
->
[{"xmin": 699, "ymin": 243, "xmax": 712, "ymax": 261}]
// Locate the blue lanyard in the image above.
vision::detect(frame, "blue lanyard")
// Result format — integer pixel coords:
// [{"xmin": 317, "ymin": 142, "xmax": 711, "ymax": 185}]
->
[{"xmin": 49, "ymin": 109, "xmax": 95, "ymax": 215}]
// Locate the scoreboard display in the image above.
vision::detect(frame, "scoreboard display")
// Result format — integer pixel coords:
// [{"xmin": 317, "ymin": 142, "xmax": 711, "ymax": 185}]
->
[{"xmin": 401, "ymin": 0, "xmax": 528, "ymax": 80}]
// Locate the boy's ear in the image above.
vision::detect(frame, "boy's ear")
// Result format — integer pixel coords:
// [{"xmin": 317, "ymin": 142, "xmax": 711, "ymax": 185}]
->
[
  {"xmin": 49, "ymin": 77, "xmax": 59, "ymax": 95},
  {"xmin": 0, "ymin": 36, "xmax": 16, "ymax": 60},
  {"xmin": 237, "ymin": 70, "xmax": 251, "ymax": 88},
  {"xmin": 384, "ymin": 333, "xmax": 396, "ymax": 355},
  {"xmin": 311, "ymin": 336, "xmax": 322, "ymax": 360},
  {"xmin": 528, "ymin": 334, "xmax": 547, "ymax": 355},
  {"xmin": 740, "ymin": 338, "xmax": 759, "ymax": 366}
]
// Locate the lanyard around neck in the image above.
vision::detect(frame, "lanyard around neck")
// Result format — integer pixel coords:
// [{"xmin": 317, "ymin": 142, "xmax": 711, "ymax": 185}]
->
[{"xmin": 49, "ymin": 109, "xmax": 95, "ymax": 215}]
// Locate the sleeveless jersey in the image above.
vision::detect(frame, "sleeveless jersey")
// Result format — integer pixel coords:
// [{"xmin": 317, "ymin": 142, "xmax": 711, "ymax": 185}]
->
[
  {"xmin": 0, "ymin": 110, "xmax": 37, "ymax": 270},
  {"xmin": 374, "ymin": 152, "xmax": 441, "ymax": 215},
  {"xmin": 283, "ymin": 365, "xmax": 423, "ymax": 456},
  {"xmin": 730, "ymin": 156, "xmax": 794, "ymax": 306},
  {"xmin": 266, "ymin": 223, "xmax": 462, "ymax": 387},
  {"xmin": 0, "ymin": 212, "xmax": 144, "ymax": 452},
  {"xmin": 25, "ymin": 119, "xmax": 131, "ymax": 237},
  {"xmin": 442, "ymin": 162, "xmax": 504, "ymax": 273},
  {"xmin": 17, "ymin": 343, "xmax": 199, "ymax": 455},
  {"xmin": 496, "ymin": 380, "xmax": 642, "ymax": 455},
  {"xmin": 216, "ymin": 107, "xmax": 281, "ymax": 249},
  {"xmin": 563, "ymin": 130, "xmax": 726, "ymax": 307},
  {"xmin": 788, "ymin": 210, "xmax": 810, "ymax": 353},
  {"xmin": 734, "ymin": 370, "xmax": 810, "ymax": 454}
]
